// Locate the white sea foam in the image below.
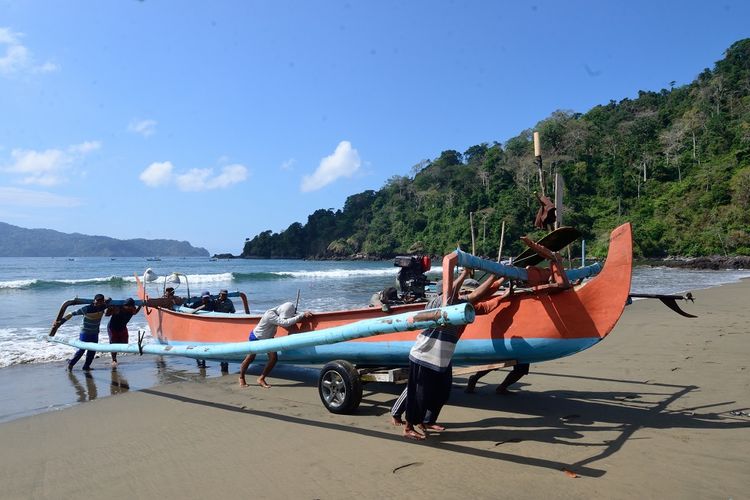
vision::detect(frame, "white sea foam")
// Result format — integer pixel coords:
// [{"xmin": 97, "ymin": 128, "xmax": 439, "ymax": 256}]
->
[
  {"xmin": 143, "ymin": 272, "xmax": 234, "ymax": 284},
  {"xmin": 0, "ymin": 324, "xmax": 154, "ymax": 369},
  {"xmin": 0, "ymin": 279, "xmax": 38, "ymax": 289},
  {"xmin": 276, "ymin": 268, "xmax": 399, "ymax": 279},
  {"xmin": 57, "ymin": 275, "xmax": 128, "ymax": 284}
]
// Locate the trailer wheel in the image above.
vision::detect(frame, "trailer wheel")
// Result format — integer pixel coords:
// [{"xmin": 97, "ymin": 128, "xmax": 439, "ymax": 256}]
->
[{"xmin": 318, "ymin": 360, "xmax": 362, "ymax": 414}]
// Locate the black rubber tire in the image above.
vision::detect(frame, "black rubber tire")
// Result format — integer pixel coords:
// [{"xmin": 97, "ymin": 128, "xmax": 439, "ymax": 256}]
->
[{"xmin": 318, "ymin": 360, "xmax": 363, "ymax": 414}]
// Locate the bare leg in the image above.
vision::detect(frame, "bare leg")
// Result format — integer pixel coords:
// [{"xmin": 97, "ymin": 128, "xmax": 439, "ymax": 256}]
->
[
  {"xmin": 257, "ymin": 352, "xmax": 277, "ymax": 388},
  {"xmin": 465, "ymin": 369, "xmax": 493, "ymax": 393},
  {"xmin": 239, "ymin": 353, "xmax": 256, "ymax": 387},
  {"xmin": 496, "ymin": 364, "xmax": 530, "ymax": 394}
]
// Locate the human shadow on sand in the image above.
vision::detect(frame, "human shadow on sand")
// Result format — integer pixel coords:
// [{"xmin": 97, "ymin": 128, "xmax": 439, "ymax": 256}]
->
[
  {"xmin": 438, "ymin": 370, "xmax": 750, "ymax": 473},
  {"xmin": 139, "ymin": 366, "xmax": 750, "ymax": 478},
  {"xmin": 140, "ymin": 385, "xmax": 610, "ymax": 478}
]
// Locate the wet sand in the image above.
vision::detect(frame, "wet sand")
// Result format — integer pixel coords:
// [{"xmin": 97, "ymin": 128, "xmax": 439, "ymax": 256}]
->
[{"xmin": 0, "ymin": 280, "xmax": 748, "ymax": 499}]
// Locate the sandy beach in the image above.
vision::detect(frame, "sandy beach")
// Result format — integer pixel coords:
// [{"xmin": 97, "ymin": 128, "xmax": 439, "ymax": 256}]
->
[{"xmin": 1, "ymin": 280, "xmax": 748, "ymax": 499}]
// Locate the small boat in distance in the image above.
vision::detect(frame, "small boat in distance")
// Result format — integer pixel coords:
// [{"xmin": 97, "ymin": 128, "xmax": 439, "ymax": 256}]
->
[{"xmin": 145, "ymin": 257, "xmax": 161, "ymax": 261}]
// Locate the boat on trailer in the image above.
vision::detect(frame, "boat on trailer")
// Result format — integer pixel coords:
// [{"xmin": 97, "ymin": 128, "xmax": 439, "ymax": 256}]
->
[{"xmin": 48, "ymin": 223, "xmax": 647, "ymax": 413}]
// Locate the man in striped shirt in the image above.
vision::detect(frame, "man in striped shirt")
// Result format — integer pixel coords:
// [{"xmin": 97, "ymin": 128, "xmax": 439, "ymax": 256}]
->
[
  {"xmin": 400, "ymin": 271, "xmax": 509, "ymax": 441},
  {"xmin": 55, "ymin": 294, "xmax": 109, "ymax": 371}
]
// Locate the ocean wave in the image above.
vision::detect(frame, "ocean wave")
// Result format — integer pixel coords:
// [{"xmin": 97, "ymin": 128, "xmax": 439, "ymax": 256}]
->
[
  {"xmin": 0, "ymin": 276, "xmax": 131, "ymax": 290},
  {"xmin": 273, "ymin": 268, "xmax": 400, "ymax": 279},
  {"xmin": 0, "ymin": 325, "xmax": 154, "ymax": 368},
  {"xmin": 232, "ymin": 271, "xmax": 294, "ymax": 282}
]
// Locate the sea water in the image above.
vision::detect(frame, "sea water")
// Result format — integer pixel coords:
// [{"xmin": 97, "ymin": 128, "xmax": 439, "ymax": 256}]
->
[{"xmin": 0, "ymin": 256, "xmax": 748, "ymax": 369}]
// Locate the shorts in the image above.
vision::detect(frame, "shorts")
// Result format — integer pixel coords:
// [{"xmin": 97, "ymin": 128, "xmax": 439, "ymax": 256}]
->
[
  {"xmin": 108, "ymin": 326, "xmax": 128, "ymax": 344},
  {"xmin": 248, "ymin": 330, "xmax": 258, "ymax": 341}
]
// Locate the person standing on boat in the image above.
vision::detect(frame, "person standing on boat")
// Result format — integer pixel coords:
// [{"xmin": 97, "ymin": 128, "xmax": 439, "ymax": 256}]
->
[
  {"xmin": 105, "ymin": 298, "xmax": 141, "ymax": 368},
  {"xmin": 400, "ymin": 271, "xmax": 509, "ymax": 440},
  {"xmin": 191, "ymin": 291, "xmax": 216, "ymax": 312},
  {"xmin": 54, "ymin": 294, "xmax": 109, "ymax": 371},
  {"xmin": 214, "ymin": 289, "xmax": 236, "ymax": 313},
  {"xmin": 239, "ymin": 302, "xmax": 312, "ymax": 389}
]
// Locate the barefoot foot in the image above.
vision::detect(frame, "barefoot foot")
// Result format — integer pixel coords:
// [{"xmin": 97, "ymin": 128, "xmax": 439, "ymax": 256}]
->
[
  {"xmin": 403, "ymin": 428, "xmax": 426, "ymax": 441},
  {"xmin": 257, "ymin": 378, "xmax": 271, "ymax": 388},
  {"xmin": 391, "ymin": 415, "xmax": 405, "ymax": 426}
]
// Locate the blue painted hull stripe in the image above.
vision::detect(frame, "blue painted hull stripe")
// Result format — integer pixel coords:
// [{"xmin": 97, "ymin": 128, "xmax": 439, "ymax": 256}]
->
[{"xmin": 165, "ymin": 337, "xmax": 602, "ymax": 366}]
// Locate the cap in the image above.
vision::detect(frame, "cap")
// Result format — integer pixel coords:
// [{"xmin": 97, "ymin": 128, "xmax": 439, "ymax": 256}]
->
[
  {"xmin": 276, "ymin": 302, "xmax": 296, "ymax": 319},
  {"xmin": 219, "ymin": 289, "xmax": 228, "ymax": 295},
  {"xmin": 201, "ymin": 291, "xmax": 211, "ymax": 297},
  {"xmin": 124, "ymin": 298, "xmax": 135, "ymax": 306},
  {"xmin": 94, "ymin": 293, "xmax": 105, "ymax": 301}
]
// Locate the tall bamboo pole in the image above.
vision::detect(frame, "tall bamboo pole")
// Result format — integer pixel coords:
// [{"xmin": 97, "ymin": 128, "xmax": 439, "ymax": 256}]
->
[{"xmin": 533, "ymin": 131, "xmax": 545, "ymax": 196}]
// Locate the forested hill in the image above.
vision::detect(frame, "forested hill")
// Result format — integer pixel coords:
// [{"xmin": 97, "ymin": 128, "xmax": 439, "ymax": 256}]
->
[
  {"xmin": 243, "ymin": 39, "xmax": 750, "ymax": 260},
  {"xmin": 0, "ymin": 222, "xmax": 209, "ymax": 257}
]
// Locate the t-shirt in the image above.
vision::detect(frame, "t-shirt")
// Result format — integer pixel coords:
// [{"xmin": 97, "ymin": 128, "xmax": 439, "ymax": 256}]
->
[
  {"xmin": 214, "ymin": 298, "xmax": 235, "ymax": 313},
  {"xmin": 408, "ymin": 295, "xmax": 462, "ymax": 372},
  {"xmin": 252, "ymin": 307, "xmax": 304, "ymax": 340},
  {"xmin": 71, "ymin": 304, "xmax": 107, "ymax": 336},
  {"xmin": 108, "ymin": 309, "xmax": 134, "ymax": 330}
]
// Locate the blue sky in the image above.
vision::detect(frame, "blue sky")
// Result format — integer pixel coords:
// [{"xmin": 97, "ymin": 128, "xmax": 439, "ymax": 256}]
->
[{"xmin": 1, "ymin": 1, "xmax": 748, "ymax": 254}]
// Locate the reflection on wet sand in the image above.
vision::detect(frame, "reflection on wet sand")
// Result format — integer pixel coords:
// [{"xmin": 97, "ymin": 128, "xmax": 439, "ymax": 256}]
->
[
  {"xmin": 154, "ymin": 356, "xmax": 211, "ymax": 385},
  {"xmin": 67, "ymin": 371, "xmax": 98, "ymax": 403},
  {"xmin": 110, "ymin": 370, "xmax": 130, "ymax": 396}
]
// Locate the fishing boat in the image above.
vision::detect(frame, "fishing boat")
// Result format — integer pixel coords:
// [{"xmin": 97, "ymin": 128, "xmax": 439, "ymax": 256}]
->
[
  {"xmin": 138, "ymin": 224, "xmax": 629, "ymax": 367},
  {"xmin": 49, "ymin": 223, "xmax": 654, "ymax": 413}
]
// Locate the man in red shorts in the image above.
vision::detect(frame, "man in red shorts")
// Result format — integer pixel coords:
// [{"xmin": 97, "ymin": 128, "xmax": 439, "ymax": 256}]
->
[{"xmin": 106, "ymin": 298, "xmax": 141, "ymax": 368}]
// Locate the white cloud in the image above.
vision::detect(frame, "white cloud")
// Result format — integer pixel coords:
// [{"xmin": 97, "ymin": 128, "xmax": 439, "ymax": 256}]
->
[
  {"xmin": 2, "ymin": 141, "xmax": 100, "ymax": 186},
  {"xmin": 140, "ymin": 162, "xmax": 248, "ymax": 191},
  {"xmin": 128, "ymin": 119, "xmax": 157, "ymax": 137},
  {"xmin": 0, "ymin": 27, "xmax": 59, "ymax": 76},
  {"xmin": 301, "ymin": 141, "xmax": 361, "ymax": 192},
  {"xmin": 0, "ymin": 186, "xmax": 81, "ymax": 207},
  {"xmin": 280, "ymin": 159, "xmax": 296, "ymax": 171},
  {"xmin": 139, "ymin": 161, "xmax": 174, "ymax": 187},
  {"xmin": 68, "ymin": 141, "xmax": 101, "ymax": 155}
]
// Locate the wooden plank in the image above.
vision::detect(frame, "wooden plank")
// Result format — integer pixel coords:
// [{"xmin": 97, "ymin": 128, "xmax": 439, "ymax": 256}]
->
[
  {"xmin": 360, "ymin": 368, "xmax": 408, "ymax": 383},
  {"xmin": 453, "ymin": 360, "xmax": 517, "ymax": 376}
]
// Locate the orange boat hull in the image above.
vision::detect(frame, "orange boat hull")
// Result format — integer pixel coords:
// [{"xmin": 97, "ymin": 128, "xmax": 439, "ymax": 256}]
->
[{"xmin": 138, "ymin": 223, "xmax": 632, "ymax": 366}]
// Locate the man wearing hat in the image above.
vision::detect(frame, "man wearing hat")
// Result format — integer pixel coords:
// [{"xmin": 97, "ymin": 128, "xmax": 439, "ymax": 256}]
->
[
  {"xmin": 214, "ymin": 289, "xmax": 235, "ymax": 313},
  {"xmin": 190, "ymin": 291, "xmax": 216, "ymax": 312},
  {"xmin": 105, "ymin": 298, "xmax": 141, "ymax": 368}
]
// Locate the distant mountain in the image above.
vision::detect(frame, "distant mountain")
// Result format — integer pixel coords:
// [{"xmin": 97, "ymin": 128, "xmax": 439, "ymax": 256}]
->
[{"xmin": 0, "ymin": 222, "xmax": 209, "ymax": 257}]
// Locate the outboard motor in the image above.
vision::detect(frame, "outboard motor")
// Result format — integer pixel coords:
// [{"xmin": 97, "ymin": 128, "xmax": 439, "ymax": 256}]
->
[{"xmin": 394, "ymin": 255, "xmax": 432, "ymax": 302}]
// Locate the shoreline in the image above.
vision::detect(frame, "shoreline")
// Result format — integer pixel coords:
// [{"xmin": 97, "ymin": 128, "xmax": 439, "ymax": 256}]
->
[{"xmin": 0, "ymin": 279, "xmax": 748, "ymax": 497}]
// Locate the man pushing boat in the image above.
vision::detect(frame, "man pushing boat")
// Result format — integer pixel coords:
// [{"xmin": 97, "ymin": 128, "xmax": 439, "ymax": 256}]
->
[
  {"xmin": 397, "ymin": 270, "xmax": 510, "ymax": 440},
  {"xmin": 239, "ymin": 302, "xmax": 313, "ymax": 388}
]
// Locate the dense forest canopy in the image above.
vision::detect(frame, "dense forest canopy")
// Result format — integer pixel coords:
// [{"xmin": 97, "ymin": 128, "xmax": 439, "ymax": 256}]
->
[{"xmin": 243, "ymin": 39, "xmax": 750, "ymax": 260}]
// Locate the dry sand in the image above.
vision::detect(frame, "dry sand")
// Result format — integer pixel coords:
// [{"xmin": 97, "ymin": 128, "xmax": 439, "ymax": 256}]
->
[{"xmin": 1, "ymin": 280, "xmax": 748, "ymax": 499}]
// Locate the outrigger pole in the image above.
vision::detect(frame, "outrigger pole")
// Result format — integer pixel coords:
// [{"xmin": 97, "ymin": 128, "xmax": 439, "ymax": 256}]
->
[{"xmin": 47, "ymin": 303, "xmax": 476, "ymax": 359}]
